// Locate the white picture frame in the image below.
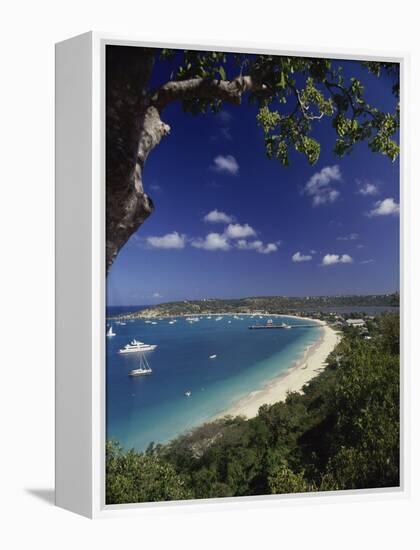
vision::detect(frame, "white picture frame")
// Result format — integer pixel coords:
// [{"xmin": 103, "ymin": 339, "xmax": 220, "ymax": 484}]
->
[{"xmin": 55, "ymin": 32, "xmax": 409, "ymax": 518}]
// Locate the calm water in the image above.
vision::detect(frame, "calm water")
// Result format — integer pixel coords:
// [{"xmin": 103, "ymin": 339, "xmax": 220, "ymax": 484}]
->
[{"xmin": 106, "ymin": 315, "xmax": 323, "ymax": 451}]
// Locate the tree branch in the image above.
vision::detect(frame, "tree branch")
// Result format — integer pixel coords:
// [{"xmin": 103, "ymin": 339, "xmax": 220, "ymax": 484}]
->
[
  {"xmin": 151, "ymin": 75, "xmax": 266, "ymax": 110},
  {"xmin": 291, "ymin": 86, "xmax": 325, "ymax": 121}
]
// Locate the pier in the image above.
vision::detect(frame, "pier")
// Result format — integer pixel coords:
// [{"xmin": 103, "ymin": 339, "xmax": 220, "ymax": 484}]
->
[{"xmin": 248, "ymin": 323, "xmax": 324, "ymax": 330}]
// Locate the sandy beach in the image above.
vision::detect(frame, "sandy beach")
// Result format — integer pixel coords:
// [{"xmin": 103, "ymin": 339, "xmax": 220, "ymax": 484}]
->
[{"xmin": 218, "ymin": 319, "xmax": 341, "ymax": 419}]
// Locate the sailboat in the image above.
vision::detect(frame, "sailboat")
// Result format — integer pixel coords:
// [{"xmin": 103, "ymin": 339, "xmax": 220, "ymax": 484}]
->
[
  {"xmin": 107, "ymin": 325, "xmax": 116, "ymax": 337},
  {"xmin": 129, "ymin": 351, "xmax": 153, "ymax": 377}
]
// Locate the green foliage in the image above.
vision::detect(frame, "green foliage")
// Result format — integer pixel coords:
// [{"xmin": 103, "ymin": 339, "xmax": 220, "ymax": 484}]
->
[
  {"xmin": 323, "ymin": 339, "xmax": 399, "ymax": 489},
  {"xmin": 106, "ymin": 441, "xmax": 192, "ymax": 504},
  {"xmin": 157, "ymin": 50, "xmax": 399, "ymax": 165},
  {"xmin": 268, "ymin": 463, "xmax": 314, "ymax": 494},
  {"xmin": 106, "ymin": 313, "xmax": 400, "ymax": 503},
  {"xmin": 378, "ymin": 312, "xmax": 400, "ymax": 355}
]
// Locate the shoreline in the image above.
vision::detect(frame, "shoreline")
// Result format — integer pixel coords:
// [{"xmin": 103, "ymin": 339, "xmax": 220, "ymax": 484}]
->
[
  {"xmin": 109, "ymin": 311, "xmax": 327, "ymax": 322},
  {"xmin": 215, "ymin": 321, "xmax": 341, "ymax": 420}
]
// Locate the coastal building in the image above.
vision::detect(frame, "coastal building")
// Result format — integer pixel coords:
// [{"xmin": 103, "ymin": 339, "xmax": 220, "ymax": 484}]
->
[{"xmin": 346, "ymin": 319, "xmax": 366, "ymax": 327}]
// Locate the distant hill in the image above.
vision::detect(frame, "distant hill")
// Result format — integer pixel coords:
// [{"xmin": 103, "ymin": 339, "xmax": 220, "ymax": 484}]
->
[{"xmin": 114, "ymin": 293, "xmax": 399, "ymax": 319}]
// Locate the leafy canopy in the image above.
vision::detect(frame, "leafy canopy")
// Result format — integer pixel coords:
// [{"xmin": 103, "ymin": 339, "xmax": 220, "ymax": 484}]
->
[{"xmin": 158, "ymin": 50, "xmax": 399, "ymax": 166}]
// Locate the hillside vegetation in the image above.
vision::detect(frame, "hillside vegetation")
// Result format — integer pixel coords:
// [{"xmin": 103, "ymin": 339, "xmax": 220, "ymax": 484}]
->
[{"xmin": 114, "ymin": 293, "xmax": 399, "ymax": 319}]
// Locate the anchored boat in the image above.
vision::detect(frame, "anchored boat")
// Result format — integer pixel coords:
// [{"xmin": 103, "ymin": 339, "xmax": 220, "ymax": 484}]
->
[
  {"xmin": 129, "ymin": 352, "xmax": 153, "ymax": 377},
  {"xmin": 119, "ymin": 339, "xmax": 157, "ymax": 354}
]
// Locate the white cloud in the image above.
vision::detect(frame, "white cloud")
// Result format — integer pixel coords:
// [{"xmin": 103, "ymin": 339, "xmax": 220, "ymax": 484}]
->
[
  {"xmin": 224, "ymin": 223, "xmax": 256, "ymax": 239},
  {"xmin": 356, "ymin": 179, "xmax": 379, "ymax": 196},
  {"xmin": 360, "ymin": 259, "xmax": 374, "ymax": 264},
  {"xmin": 337, "ymin": 233, "xmax": 359, "ymax": 241},
  {"xmin": 258, "ymin": 243, "xmax": 278, "ymax": 254},
  {"xmin": 368, "ymin": 198, "xmax": 400, "ymax": 216},
  {"xmin": 193, "ymin": 215, "xmax": 277, "ymax": 255},
  {"xmin": 211, "ymin": 154, "xmax": 239, "ymax": 175},
  {"xmin": 191, "ymin": 232, "xmax": 231, "ymax": 251},
  {"xmin": 204, "ymin": 209, "xmax": 235, "ymax": 224},
  {"xmin": 236, "ymin": 239, "xmax": 263, "ymax": 250},
  {"xmin": 292, "ymin": 251, "xmax": 312, "ymax": 262},
  {"xmin": 303, "ymin": 165, "xmax": 342, "ymax": 206},
  {"xmin": 152, "ymin": 292, "xmax": 163, "ymax": 298},
  {"xmin": 236, "ymin": 239, "xmax": 278, "ymax": 254},
  {"xmin": 322, "ymin": 253, "xmax": 353, "ymax": 266},
  {"xmin": 146, "ymin": 231, "xmax": 186, "ymax": 249}
]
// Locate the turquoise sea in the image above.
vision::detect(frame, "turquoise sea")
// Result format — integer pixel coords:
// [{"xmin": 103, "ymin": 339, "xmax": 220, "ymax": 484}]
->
[{"xmin": 106, "ymin": 314, "xmax": 322, "ymax": 451}]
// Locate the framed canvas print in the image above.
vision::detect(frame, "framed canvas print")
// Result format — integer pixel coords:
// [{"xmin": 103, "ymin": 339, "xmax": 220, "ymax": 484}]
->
[{"xmin": 55, "ymin": 32, "xmax": 407, "ymax": 518}]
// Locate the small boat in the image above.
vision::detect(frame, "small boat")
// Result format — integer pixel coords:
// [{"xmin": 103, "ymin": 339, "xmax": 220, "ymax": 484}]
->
[
  {"xmin": 228, "ymin": 320, "xmax": 232, "ymax": 323},
  {"xmin": 185, "ymin": 390, "xmax": 192, "ymax": 397},
  {"xmin": 129, "ymin": 351, "xmax": 153, "ymax": 377},
  {"xmin": 207, "ymin": 316, "xmax": 212, "ymax": 320},
  {"xmin": 107, "ymin": 326, "xmax": 116, "ymax": 337},
  {"xmin": 186, "ymin": 316, "xmax": 199, "ymax": 323},
  {"xmin": 129, "ymin": 366, "xmax": 152, "ymax": 376},
  {"xmin": 151, "ymin": 321, "xmax": 157, "ymax": 325},
  {"xmin": 119, "ymin": 339, "xmax": 157, "ymax": 354},
  {"xmin": 215, "ymin": 316, "xmax": 223, "ymax": 321},
  {"xmin": 209, "ymin": 354, "xmax": 217, "ymax": 359}
]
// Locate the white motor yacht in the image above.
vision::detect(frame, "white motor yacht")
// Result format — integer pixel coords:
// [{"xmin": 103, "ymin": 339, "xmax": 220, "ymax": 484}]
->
[{"xmin": 119, "ymin": 339, "xmax": 157, "ymax": 354}]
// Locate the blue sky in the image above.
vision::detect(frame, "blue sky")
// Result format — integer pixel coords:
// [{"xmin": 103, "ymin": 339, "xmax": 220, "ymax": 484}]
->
[{"xmin": 107, "ymin": 56, "xmax": 399, "ymax": 306}]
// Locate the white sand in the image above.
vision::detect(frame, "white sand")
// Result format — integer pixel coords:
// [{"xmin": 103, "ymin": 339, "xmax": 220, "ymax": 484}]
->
[{"xmin": 217, "ymin": 319, "xmax": 341, "ymax": 419}]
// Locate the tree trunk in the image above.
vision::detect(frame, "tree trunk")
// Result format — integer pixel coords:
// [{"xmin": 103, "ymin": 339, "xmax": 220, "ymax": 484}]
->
[
  {"xmin": 105, "ymin": 48, "xmax": 261, "ymax": 273},
  {"xmin": 106, "ymin": 46, "xmax": 156, "ymax": 273}
]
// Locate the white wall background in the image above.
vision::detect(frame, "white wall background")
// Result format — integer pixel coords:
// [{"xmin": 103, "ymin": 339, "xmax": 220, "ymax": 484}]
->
[{"xmin": 0, "ymin": 1, "xmax": 418, "ymax": 547}]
